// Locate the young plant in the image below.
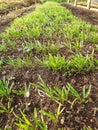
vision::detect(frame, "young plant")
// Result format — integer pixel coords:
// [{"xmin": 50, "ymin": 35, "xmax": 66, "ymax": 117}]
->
[
  {"xmin": 67, "ymin": 83, "xmax": 91, "ymax": 104},
  {"xmin": 53, "ymin": 85, "xmax": 70, "ymax": 104},
  {"xmin": 23, "ymin": 42, "xmax": 34, "ymax": 52},
  {"xmin": 13, "ymin": 83, "xmax": 30, "ymax": 98},
  {"xmin": 8, "ymin": 40, "xmax": 16, "ymax": 48},
  {"xmin": 0, "ymin": 77, "xmax": 14, "ymax": 99},
  {"xmin": 66, "ymin": 54, "xmax": 95, "ymax": 74},
  {"xmin": 14, "ymin": 110, "xmax": 35, "ymax": 130},
  {"xmin": 0, "ymin": 101, "xmax": 13, "ymax": 114},
  {"xmin": 82, "ymin": 85, "xmax": 91, "ymax": 101},
  {"xmin": 31, "ymin": 75, "xmax": 70, "ymax": 105},
  {"xmin": 0, "ymin": 59, "xmax": 3, "ymax": 69},
  {"xmin": 7, "ymin": 58, "xmax": 23, "ymax": 68},
  {"xmin": 14, "ymin": 108, "xmax": 47, "ymax": 130},
  {"xmin": 74, "ymin": 40, "xmax": 83, "ymax": 52},
  {"xmin": 41, "ymin": 105, "xmax": 65, "ymax": 123},
  {"xmin": 83, "ymin": 126, "xmax": 93, "ymax": 130},
  {"xmin": 33, "ymin": 108, "xmax": 47, "ymax": 130},
  {"xmin": 7, "ymin": 56, "xmax": 33, "ymax": 68},
  {"xmin": 35, "ymin": 54, "xmax": 66, "ymax": 70},
  {"xmin": 0, "ymin": 43, "xmax": 7, "ymax": 52}
]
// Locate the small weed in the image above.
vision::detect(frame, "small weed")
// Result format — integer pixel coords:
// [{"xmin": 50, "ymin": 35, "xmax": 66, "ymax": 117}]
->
[
  {"xmin": 0, "ymin": 101, "xmax": 13, "ymax": 114},
  {"xmin": 14, "ymin": 110, "xmax": 35, "ymax": 130},
  {"xmin": 14, "ymin": 108, "xmax": 47, "ymax": 130},
  {"xmin": 0, "ymin": 43, "xmax": 7, "ymax": 52},
  {"xmin": 83, "ymin": 126, "xmax": 93, "ymax": 130},
  {"xmin": 13, "ymin": 83, "xmax": 30, "ymax": 98},
  {"xmin": 66, "ymin": 54, "xmax": 96, "ymax": 74},
  {"xmin": 31, "ymin": 76, "xmax": 91, "ymax": 107},
  {"xmin": 67, "ymin": 83, "xmax": 91, "ymax": 105},
  {"xmin": 41, "ymin": 104, "xmax": 65, "ymax": 123},
  {"xmin": 7, "ymin": 58, "xmax": 24, "ymax": 68},
  {"xmin": 0, "ymin": 77, "xmax": 14, "ymax": 99},
  {"xmin": 6, "ymin": 56, "xmax": 33, "ymax": 68},
  {"xmin": 35, "ymin": 54, "xmax": 97, "ymax": 74},
  {"xmin": 35, "ymin": 54, "xmax": 66, "ymax": 70}
]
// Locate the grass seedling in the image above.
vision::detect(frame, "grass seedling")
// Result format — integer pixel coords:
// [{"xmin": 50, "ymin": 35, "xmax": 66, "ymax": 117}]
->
[
  {"xmin": 67, "ymin": 83, "xmax": 91, "ymax": 104},
  {"xmin": 66, "ymin": 54, "xmax": 95, "ymax": 74},
  {"xmin": 31, "ymin": 75, "xmax": 70, "ymax": 105},
  {"xmin": 23, "ymin": 41, "xmax": 34, "ymax": 52},
  {"xmin": 32, "ymin": 76, "xmax": 91, "ymax": 107},
  {"xmin": 82, "ymin": 85, "xmax": 91, "ymax": 101},
  {"xmin": 6, "ymin": 58, "xmax": 23, "ymax": 68},
  {"xmin": 74, "ymin": 40, "xmax": 83, "ymax": 52},
  {"xmin": 41, "ymin": 104, "xmax": 65, "ymax": 123},
  {"xmin": 35, "ymin": 54, "xmax": 66, "ymax": 71},
  {"xmin": 35, "ymin": 54, "xmax": 97, "ymax": 74},
  {"xmin": 7, "ymin": 56, "xmax": 33, "ymax": 68},
  {"xmin": 0, "ymin": 77, "xmax": 14, "ymax": 99},
  {"xmin": 0, "ymin": 43, "xmax": 7, "ymax": 52},
  {"xmin": 0, "ymin": 59, "xmax": 3, "ymax": 69},
  {"xmin": 14, "ymin": 110, "xmax": 35, "ymax": 130},
  {"xmin": 0, "ymin": 101, "xmax": 13, "ymax": 114},
  {"xmin": 83, "ymin": 126, "xmax": 93, "ymax": 130},
  {"xmin": 33, "ymin": 108, "xmax": 47, "ymax": 130},
  {"xmin": 13, "ymin": 83, "xmax": 30, "ymax": 98},
  {"xmin": 14, "ymin": 108, "xmax": 47, "ymax": 130},
  {"xmin": 53, "ymin": 85, "xmax": 70, "ymax": 104},
  {"xmin": 7, "ymin": 40, "xmax": 15, "ymax": 48}
]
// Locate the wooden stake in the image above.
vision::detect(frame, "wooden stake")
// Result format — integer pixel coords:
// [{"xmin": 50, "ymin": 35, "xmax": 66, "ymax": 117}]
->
[
  {"xmin": 74, "ymin": 0, "xmax": 77, "ymax": 6},
  {"xmin": 87, "ymin": 0, "xmax": 91, "ymax": 9}
]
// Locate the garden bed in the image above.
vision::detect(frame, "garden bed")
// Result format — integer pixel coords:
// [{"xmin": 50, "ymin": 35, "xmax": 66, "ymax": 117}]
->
[{"xmin": 0, "ymin": 2, "xmax": 98, "ymax": 130}]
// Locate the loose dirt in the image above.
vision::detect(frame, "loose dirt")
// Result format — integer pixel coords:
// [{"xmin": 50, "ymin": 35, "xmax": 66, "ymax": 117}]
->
[{"xmin": 0, "ymin": 2, "xmax": 98, "ymax": 130}]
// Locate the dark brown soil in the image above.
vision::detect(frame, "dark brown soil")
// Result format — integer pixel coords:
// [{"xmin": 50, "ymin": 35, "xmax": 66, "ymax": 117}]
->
[{"xmin": 0, "ymin": 2, "xmax": 98, "ymax": 130}]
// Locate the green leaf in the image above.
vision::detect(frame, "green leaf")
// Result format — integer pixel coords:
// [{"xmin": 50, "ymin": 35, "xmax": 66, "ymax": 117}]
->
[
  {"xmin": 41, "ymin": 110, "xmax": 56, "ymax": 121},
  {"xmin": 67, "ymin": 83, "xmax": 81, "ymax": 99},
  {"xmin": 82, "ymin": 85, "xmax": 91, "ymax": 99}
]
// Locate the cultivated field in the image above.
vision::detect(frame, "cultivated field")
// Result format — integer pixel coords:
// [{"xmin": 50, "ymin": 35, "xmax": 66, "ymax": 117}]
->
[{"xmin": 0, "ymin": 1, "xmax": 98, "ymax": 130}]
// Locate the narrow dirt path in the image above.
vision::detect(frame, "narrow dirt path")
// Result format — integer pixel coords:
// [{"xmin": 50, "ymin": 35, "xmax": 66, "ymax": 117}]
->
[{"xmin": 62, "ymin": 3, "xmax": 98, "ymax": 26}]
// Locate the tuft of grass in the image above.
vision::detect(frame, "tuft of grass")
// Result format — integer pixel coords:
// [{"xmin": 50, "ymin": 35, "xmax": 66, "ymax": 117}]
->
[
  {"xmin": 14, "ymin": 108, "xmax": 47, "ymax": 130},
  {"xmin": 0, "ymin": 77, "xmax": 14, "ymax": 99},
  {"xmin": 35, "ymin": 54, "xmax": 97, "ymax": 74},
  {"xmin": 23, "ymin": 41, "xmax": 59, "ymax": 53},
  {"xmin": 31, "ymin": 75, "xmax": 91, "ymax": 107},
  {"xmin": 0, "ymin": 43, "xmax": 7, "ymax": 52},
  {"xmin": 6, "ymin": 56, "xmax": 33, "ymax": 68},
  {"xmin": 0, "ymin": 101, "xmax": 13, "ymax": 114},
  {"xmin": 66, "ymin": 54, "xmax": 96, "ymax": 74},
  {"xmin": 35, "ymin": 54, "xmax": 66, "ymax": 70},
  {"xmin": 41, "ymin": 104, "xmax": 65, "ymax": 123}
]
